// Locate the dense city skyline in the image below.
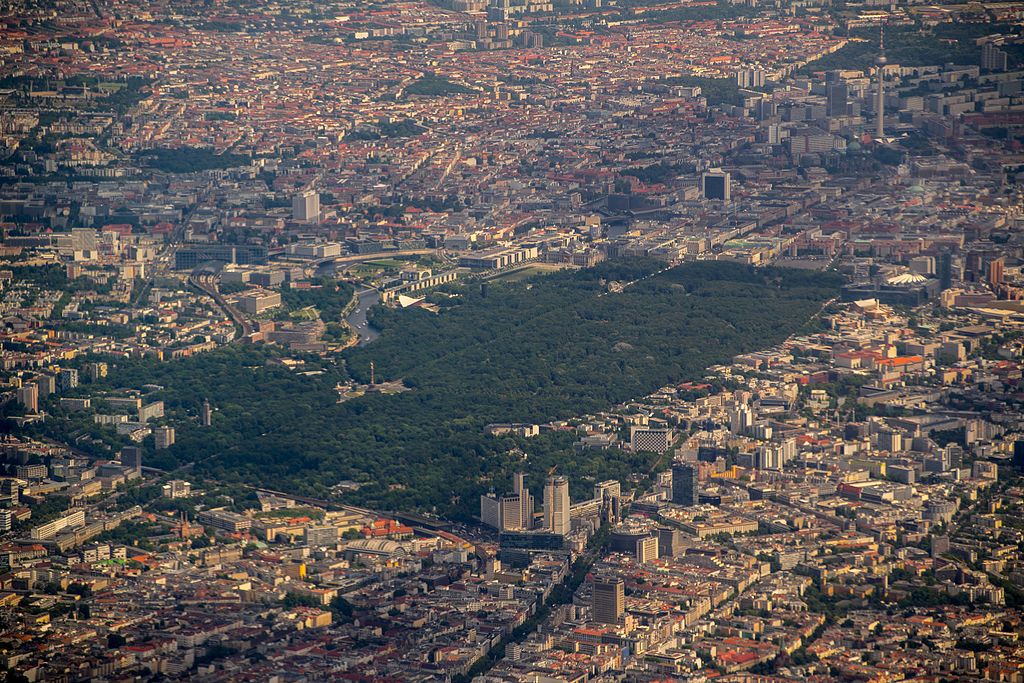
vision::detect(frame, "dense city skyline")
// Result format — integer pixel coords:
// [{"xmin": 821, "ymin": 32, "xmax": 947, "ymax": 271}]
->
[{"xmin": 0, "ymin": 0, "xmax": 1023, "ymax": 680}]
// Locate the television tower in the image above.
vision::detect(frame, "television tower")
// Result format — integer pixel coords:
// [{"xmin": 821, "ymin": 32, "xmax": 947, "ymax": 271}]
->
[{"xmin": 875, "ymin": 25, "xmax": 887, "ymax": 139}]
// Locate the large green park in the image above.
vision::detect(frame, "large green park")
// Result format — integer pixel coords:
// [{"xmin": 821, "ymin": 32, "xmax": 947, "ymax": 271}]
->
[{"xmin": 33, "ymin": 260, "xmax": 841, "ymax": 520}]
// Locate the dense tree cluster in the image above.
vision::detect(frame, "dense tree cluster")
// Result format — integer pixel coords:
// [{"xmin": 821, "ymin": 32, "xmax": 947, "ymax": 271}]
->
[
  {"xmin": 280, "ymin": 278, "xmax": 355, "ymax": 323},
  {"xmin": 801, "ymin": 24, "xmax": 1021, "ymax": 75},
  {"xmin": 611, "ymin": 0, "xmax": 760, "ymax": 21},
  {"xmin": 133, "ymin": 147, "xmax": 250, "ymax": 173},
  {"xmin": 30, "ymin": 260, "xmax": 839, "ymax": 520},
  {"xmin": 661, "ymin": 75, "xmax": 743, "ymax": 106}
]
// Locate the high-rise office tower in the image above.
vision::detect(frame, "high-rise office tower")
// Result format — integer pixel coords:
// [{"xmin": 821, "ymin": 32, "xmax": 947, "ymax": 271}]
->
[
  {"xmin": 120, "ymin": 446, "xmax": 142, "ymax": 474},
  {"xmin": 292, "ymin": 190, "xmax": 320, "ymax": 223},
  {"xmin": 875, "ymin": 26, "xmax": 887, "ymax": 138},
  {"xmin": 826, "ymin": 82, "xmax": 848, "ymax": 118},
  {"xmin": 755, "ymin": 96, "xmax": 777, "ymax": 122},
  {"xmin": 877, "ymin": 430, "xmax": 903, "ymax": 453},
  {"xmin": 658, "ymin": 527, "xmax": 685, "ymax": 558},
  {"xmin": 701, "ymin": 170, "xmax": 731, "ymax": 201},
  {"xmin": 503, "ymin": 472, "xmax": 533, "ymax": 531},
  {"xmin": 729, "ymin": 404, "xmax": 754, "ymax": 435},
  {"xmin": 481, "ymin": 472, "xmax": 534, "ymax": 531},
  {"xmin": 499, "ymin": 495, "xmax": 526, "ymax": 530},
  {"xmin": 1014, "ymin": 440, "xmax": 1024, "ymax": 470},
  {"xmin": 512, "ymin": 472, "xmax": 526, "ymax": 496},
  {"xmin": 756, "ymin": 444, "xmax": 784, "ymax": 471},
  {"xmin": 480, "ymin": 494, "xmax": 501, "ymax": 528},
  {"xmin": 637, "ymin": 536, "xmax": 659, "ymax": 564},
  {"xmin": 939, "ymin": 251, "xmax": 953, "ymax": 290},
  {"xmin": 946, "ymin": 443, "xmax": 964, "ymax": 470},
  {"xmin": 511, "ymin": 472, "xmax": 533, "ymax": 529},
  {"xmin": 671, "ymin": 462, "xmax": 697, "ymax": 507},
  {"xmin": 592, "ymin": 577, "xmax": 624, "ymax": 625},
  {"xmin": 544, "ymin": 475, "xmax": 571, "ymax": 536},
  {"xmin": 989, "ymin": 257, "xmax": 1005, "ymax": 289}
]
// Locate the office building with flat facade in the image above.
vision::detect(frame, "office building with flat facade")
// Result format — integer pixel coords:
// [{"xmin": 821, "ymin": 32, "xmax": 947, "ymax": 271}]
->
[
  {"xmin": 702, "ymin": 170, "xmax": 731, "ymax": 201},
  {"xmin": 672, "ymin": 462, "xmax": 698, "ymax": 507},
  {"xmin": 175, "ymin": 245, "xmax": 268, "ymax": 270},
  {"xmin": 481, "ymin": 472, "xmax": 534, "ymax": 531},
  {"xmin": 197, "ymin": 509, "xmax": 252, "ymax": 534},
  {"xmin": 293, "ymin": 190, "xmax": 320, "ymax": 223},
  {"xmin": 459, "ymin": 245, "xmax": 539, "ymax": 270},
  {"xmin": 592, "ymin": 577, "xmax": 624, "ymax": 624},
  {"xmin": 544, "ymin": 475, "xmax": 571, "ymax": 536},
  {"xmin": 238, "ymin": 291, "xmax": 282, "ymax": 315},
  {"xmin": 630, "ymin": 426, "xmax": 674, "ymax": 453}
]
